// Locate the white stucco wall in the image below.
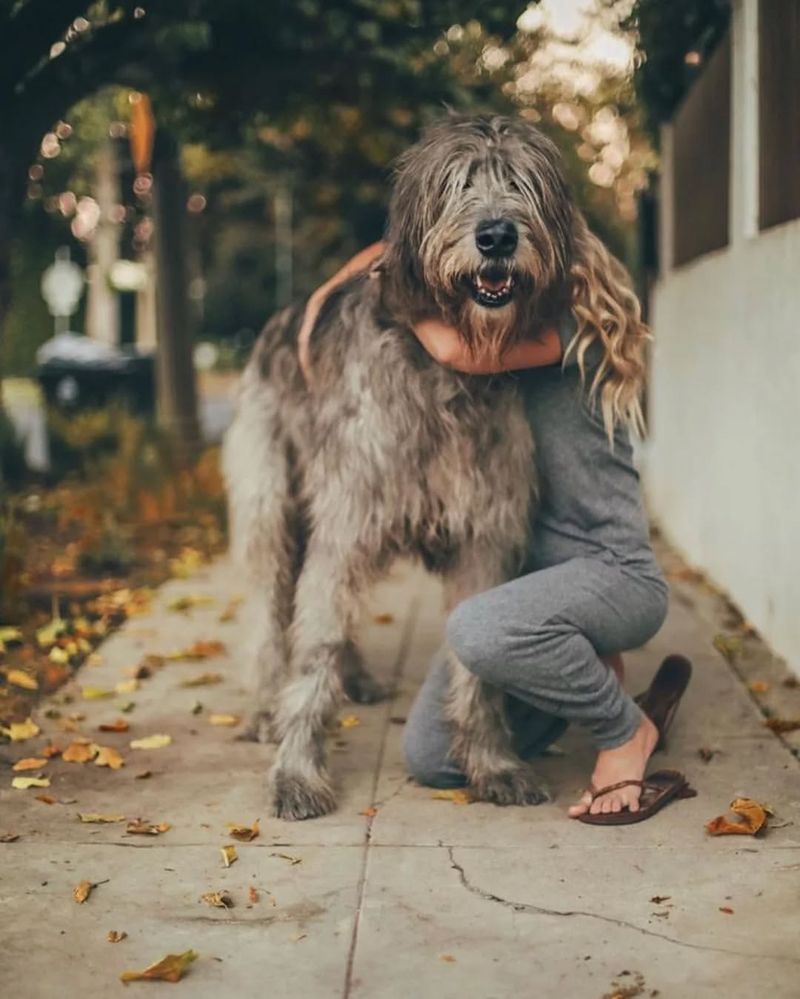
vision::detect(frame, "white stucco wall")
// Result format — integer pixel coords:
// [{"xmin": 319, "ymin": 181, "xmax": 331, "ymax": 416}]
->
[{"xmin": 644, "ymin": 220, "xmax": 800, "ymax": 673}]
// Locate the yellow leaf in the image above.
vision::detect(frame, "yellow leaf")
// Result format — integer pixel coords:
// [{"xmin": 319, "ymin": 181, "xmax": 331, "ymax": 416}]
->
[
  {"xmin": 78, "ymin": 813, "xmax": 126, "ymax": 824},
  {"xmin": 748, "ymin": 680, "xmax": 770, "ymax": 694},
  {"xmin": 81, "ymin": 686, "xmax": 114, "ymax": 700},
  {"xmin": 62, "ymin": 741, "xmax": 97, "ymax": 763},
  {"xmin": 12, "ymin": 776, "xmax": 50, "ymax": 789},
  {"xmin": 5, "ymin": 669, "xmax": 38, "ymax": 691},
  {"xmin": 120, "ymin": 950, "xmax": 198, "ymax": 983},
  {"xmin": 94, "ymin": 745, "xmax": 125, "ymax": 770},
  {"xmin": 107, "ymin": 930, "xmax": 127, "ymax": 943},
  {"xmin": 115, "ymin": 678, "xmax": 139, "ymax": 694},
  {"xmin": 180, "ymin": 672, "xmax": 223, "ymax": 687},
  {"xmin": 12, "ymin": 757, "xmax": 48, "ymax": 772},
  {"xmin": 339, "ymin": 714, "xmax": 361, "ymax": 729},
  {"xmin": 431, "ymin": 788, "xmax": 474, "ymax": 805},
  {"xmin": 220, "ymin": 844, "xmax": 238, "ymax": 867},
  {"xmin": 130, "ymin": 734, "xmax": 172, "ymax": 750},
  {"xmin": 209, "ymin": 713, "xmax": 240, "ymax": 727},
  {"xmin": 270, "ymin": 851, "xmax": 302, "ymax": 865},
  {"xmin": 201, "ymin": 890, "xmax": 234, "ymax": 909},
  {"xmin": 0, "ymin": 626, "xmax": 23, "ymax": 644},
  {"xmin": 36, "ymin": 617, "xmax": 66, "ymax": 648},
  {"xmin": 49, "ymin": 647, "xmax": 69, "ymax": 664},
  {"xmin": 73, "ymin": 880, "xmax": 94, "ymax": 903},
  {"xmin": 167, "ymin": 640, "xmax": 227, "ymax": 661},
  {"xmin": 226, "ymin": 819, "xmax": 260, "ymax": 842},
  {"xmin": 1, "ymin": 718, "xmax": 41, "ymax": 742}
]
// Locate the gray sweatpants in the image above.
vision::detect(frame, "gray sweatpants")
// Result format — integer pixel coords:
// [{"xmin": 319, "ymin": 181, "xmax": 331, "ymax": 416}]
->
[{"xmin": 404, "ymin": 556, "xmax": 668, "ymax": 788}]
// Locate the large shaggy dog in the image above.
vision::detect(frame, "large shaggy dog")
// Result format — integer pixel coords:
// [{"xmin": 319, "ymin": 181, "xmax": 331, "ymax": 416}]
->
[{"xmin": 223, "ymin": 115, "xmax": 645, "ymax": 820}]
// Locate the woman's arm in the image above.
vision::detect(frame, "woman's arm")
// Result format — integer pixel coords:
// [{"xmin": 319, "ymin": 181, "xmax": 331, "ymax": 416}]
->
[
  {"xmin": 413, "ymin": 318, "xmax": 563, "ymax": 374},
  {"xmin": 298, "ymin": 241, "xmax": 386, "ymax": 384}
]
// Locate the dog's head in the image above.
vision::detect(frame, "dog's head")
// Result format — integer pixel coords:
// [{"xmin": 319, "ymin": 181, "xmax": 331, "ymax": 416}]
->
[{"xmin": 383, "ymin": 115, "xmax": 574, "ymax": 356}]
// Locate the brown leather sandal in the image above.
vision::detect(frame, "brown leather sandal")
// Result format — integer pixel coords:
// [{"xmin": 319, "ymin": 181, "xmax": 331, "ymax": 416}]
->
[
  {"xmin": 635, "ymin": 654, "xmax": 692, "ymax": 750},
  {"xmin": 577, "ymin": 768, "xmax": 697, "ymax": 826}
]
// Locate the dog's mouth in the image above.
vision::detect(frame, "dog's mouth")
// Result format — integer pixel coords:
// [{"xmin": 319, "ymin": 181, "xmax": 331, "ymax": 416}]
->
[{"xmin": 466, "ymin": 268, "xmax": 516, "ymax": 309}]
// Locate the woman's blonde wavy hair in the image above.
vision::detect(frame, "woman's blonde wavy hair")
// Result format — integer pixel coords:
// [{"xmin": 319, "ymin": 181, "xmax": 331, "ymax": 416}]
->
[{"xmin": 565, "ymin": 212, "xmax": 649, "ymax": 442}]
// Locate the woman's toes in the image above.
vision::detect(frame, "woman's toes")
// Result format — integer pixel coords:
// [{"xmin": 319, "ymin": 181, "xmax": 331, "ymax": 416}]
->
[{"xmin": 568, "ymin": 790, "xmax": 593, "ymax": 817}]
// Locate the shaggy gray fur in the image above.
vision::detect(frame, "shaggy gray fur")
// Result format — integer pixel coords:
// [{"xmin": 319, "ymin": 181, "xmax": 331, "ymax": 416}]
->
[{"xmin": 223, "ymin": 115, "xmax": 576, "ymax": 819}]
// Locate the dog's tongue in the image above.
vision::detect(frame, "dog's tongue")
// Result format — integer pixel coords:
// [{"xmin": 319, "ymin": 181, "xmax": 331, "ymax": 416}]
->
[{"xmin": 477, "ymin": 275, "xmax": 509, "ymax": 291}]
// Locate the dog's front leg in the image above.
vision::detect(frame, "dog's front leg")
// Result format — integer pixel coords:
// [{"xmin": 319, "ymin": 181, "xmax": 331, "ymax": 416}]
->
[
  {"xmin": 268, "ymin": 540, "xmax": 364, "ymax": 820},
  {"xmin": 443, "ymin": 551, "xmax": 550, "ymax": 806}
]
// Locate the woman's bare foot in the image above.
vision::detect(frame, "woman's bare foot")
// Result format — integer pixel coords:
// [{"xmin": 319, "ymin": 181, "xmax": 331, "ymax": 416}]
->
[{"xmin": 568, "ymin": 713, "xmax": 659, "ymax": 818}]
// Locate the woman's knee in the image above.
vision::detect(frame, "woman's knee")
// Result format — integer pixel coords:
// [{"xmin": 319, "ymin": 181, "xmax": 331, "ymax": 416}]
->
[
  {"xmin": 402, "ymin": 724, "xmax": 465, "ymax": 789},
  {"xmin": 445, "ymin": 593, "xmax": 506, "ymax": 680}
]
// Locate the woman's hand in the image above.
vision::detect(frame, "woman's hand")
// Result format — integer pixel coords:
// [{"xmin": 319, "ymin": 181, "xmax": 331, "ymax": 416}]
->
[
  {"xmin": 413, "ymin": 318, "xmax": 563, "ymax": 374},
  {"xmin": 298, "ymin": 241, "xmax": 386, "ymax": 385}
]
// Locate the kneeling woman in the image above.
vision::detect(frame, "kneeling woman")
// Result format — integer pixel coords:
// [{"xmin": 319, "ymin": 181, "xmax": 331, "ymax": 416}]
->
[{"xmin": 300, "ymin": 239, "xmax": 691, "ymax": 824}]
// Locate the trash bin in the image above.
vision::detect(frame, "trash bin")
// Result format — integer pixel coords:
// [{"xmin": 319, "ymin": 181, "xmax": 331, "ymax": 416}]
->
[{"xmin": 36, "ymin": 333, "xmax": 155, "ymax": 416}]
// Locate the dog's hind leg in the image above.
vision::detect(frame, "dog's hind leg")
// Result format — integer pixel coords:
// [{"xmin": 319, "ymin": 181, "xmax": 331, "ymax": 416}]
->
[
  {"xmin": 442, "ymin": 548, "xmax": 550, "ymax": 806},
  {"xmin": 269, "ymin": 539, "xmax": 375, "ymax": 820},
  {"xmin": 223, "ymin": 388, "xmax": 295, "ymax": 743}
]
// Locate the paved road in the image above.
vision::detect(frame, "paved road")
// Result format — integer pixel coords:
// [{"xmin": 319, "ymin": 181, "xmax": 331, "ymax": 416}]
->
[{"xmin": 1, "ymin": 557, "xmax": 799, "ymax": 997}]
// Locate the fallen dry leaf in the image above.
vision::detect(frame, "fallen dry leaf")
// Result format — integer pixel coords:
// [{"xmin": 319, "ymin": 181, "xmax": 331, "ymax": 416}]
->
[
  {"xmin": 167, "ymin": 594, "xmax": 215, "ymax": 613},
  {"xmin": 35, "ymin": 794, "xmax": 57, "ymax": 804},
  {"xmin": 1, "ymin": 718, "xmax": 41, "ymax": 742},
  {"xmin": 107, "ymin": 930, "xmax": 127, "ymax": 943},
  {"xmin": 135, "ymin": 770, "xmax": 153, "ymax": 780},
  {"xmin": 168, "ymin": 639, "xmax": 226, "ymax": 661},
  {"xmin": 62, "ymin": 741, "xmax": 97, "ymax": 764},
  {"xmin": 12, "ymin": 776, "xmax": 50, "ymax": 790},
  {"xmin": 248, "ymin": 886, "xmax": 259, "ymax": 903},
  {"xmin": 209, "ymin": 713, "xmax": 240, "ymax": 727},
  {"xmin": 201, "ymin": 890, "xmax": 234, "ymax": 909},
  {"xmin": 180, "ymin": 672, "xmax": 223, "ymax": 688},
  {"xmin": 226, "ymin": 820, "xmax": 260, "ymax": 842},
  {"xmin": 270, "ymin": 851, "xmax": 302, "ymax": 865},
  {"xmin": 339, "ymin": 714, "xmax": 361, "ymax": 729},
  {"xmin": 12, "ymin": 757, "xmax": 48, "ymax": 772},
  {"xmin": 120, "ymin": 949, "xmax": 198, "ymax": 983},
  {"xmin": 765, "ymin": 718, "xmax": 800, "ymax": 733},
  {"xmin": 41, "ymin": 744, "xmax": 62, "ymax": 758},
  {"xmin": 98, "ymin": 719, "xmax": 129, "ymax": 733},
  {"xmin": 81, "ymin": 686, "xmax": 114, "ymax": 700},
  {"xmin": 73, "ymin": 880, "xmax": 95, "ymax": 903},
  {"xmin": 360, "ymin": 807, "xmax": 378, "ymax": 818},
  {"xmin": 719, "ymin": 906, "xmax": 734, "ymax": 914},
  {"xmin": 94, "ymin": 745, "xmax": 125, "ymax": 770},
  {"xmin": 219, "ymin": 596, "xmax": 243, "ymax": 623},
  {"xmin": 0, "ymin": 832, "xmax": 20, "ymax": 842},
  {"xmin": 373, "ymin": 612, "xmax": 394, "ymax": 624},
  {"xmin": 79, "ymin": 813, "xmax": 126, "ymax": 824},
  {"xmin": 220, "ymin": 844, "xmax": 238, "ymax": 867},
  {"xmin": 706, "ymin": 797, "xmax": 771, "ymax": 836},
  {"xmin": 650, "ymin": 895, "xmax": 671, "ymax": 904},
  {"xmin": 126, "ymin": 819, "xmax": 171, "ymax": 836},
  {"xmin": 5, "ymin": 669, "xmax": 38, "ymax": 691},
  {"xmin": 115, "ymin": 679, "xmax": 139, "ymax": 695},
  {"xmin": 748, "ymin": 680, "xmax": 770, "ymax": 694},
  {"xmin": 130, "ymin": 733, "xmax": 172, "ymax": 750},
  {"xmin": 698, "ymin": 747, "xmax": 718, "ymax": 763},
  {"xmin": 439, "ymin": 954, "xmax": 457, "ymax": 963},
  {"xmin": 713, "ymin": 633, "xmax": 743, "ymax": 662},
  {"xmin": 431, "ymin": 788, "xmax": 473, "ymax": 805},
  {"xmin": 783, "ymin": 676, "xmax": 799, "ymax": 689}
]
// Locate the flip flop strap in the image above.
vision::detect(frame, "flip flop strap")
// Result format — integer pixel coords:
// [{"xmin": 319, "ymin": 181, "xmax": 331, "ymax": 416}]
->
[{"xmin": 590, "ymin": 779, "xmax": 646, "ymax": 801}]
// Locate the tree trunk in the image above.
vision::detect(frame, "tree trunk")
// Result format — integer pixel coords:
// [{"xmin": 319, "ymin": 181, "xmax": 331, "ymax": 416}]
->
[{"xmin": 151, "ymin": 129, "xmax": 201, "ymax": 465}]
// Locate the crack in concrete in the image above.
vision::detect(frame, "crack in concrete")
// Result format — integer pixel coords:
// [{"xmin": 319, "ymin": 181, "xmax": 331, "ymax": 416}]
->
[{"xmin": 446, "ymin": 846, "xmax": 800, "ymax": 964}]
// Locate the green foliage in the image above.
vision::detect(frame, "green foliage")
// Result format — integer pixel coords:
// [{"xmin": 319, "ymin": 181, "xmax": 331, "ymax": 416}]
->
[{"xmin": 623, "ymin": 0, "xmax": 731, "ymax": 133}]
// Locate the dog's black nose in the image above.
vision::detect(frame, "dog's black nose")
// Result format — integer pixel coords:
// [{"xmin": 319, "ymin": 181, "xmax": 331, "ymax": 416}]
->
[{"xmin": 475, "ymin": 219, "xmax": 518, "ymax": 258}]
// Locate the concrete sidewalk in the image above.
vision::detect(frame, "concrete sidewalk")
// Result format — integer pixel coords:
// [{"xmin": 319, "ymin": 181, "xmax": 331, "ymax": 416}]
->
[{"xmin": 2, "ymin": 556, "xmax": 800, "ymax": 998}]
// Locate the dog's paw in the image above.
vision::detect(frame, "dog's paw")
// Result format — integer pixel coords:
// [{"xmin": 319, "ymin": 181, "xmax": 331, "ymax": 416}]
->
[
  {"xmin": 471, "ymin": 765, "xmax": 550, "ymax": 807},
  {"xmin": 270, "ymin": 769, "xmax": 337, "ymax": 821},
  {"xmin": 236, "ymin": 710, "xmax": 276, "ymax": 744},
  {"xmin": 342, "ymin": 668, "xmax": 388, "ymax": 705}
]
